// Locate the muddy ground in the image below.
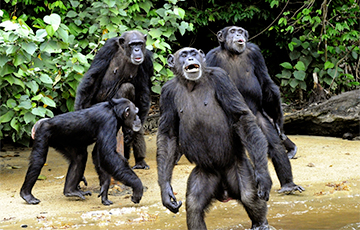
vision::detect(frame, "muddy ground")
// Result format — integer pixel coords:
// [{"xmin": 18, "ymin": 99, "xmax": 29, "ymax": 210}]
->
[{"xmin": 0, "ymin": 134, "xmax": 359, "ymax": 229}]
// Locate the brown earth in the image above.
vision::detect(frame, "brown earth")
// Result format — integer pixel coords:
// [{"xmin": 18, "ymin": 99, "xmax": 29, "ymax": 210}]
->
[{"xmin": 0, "ymin": 134, "xmax": 359, "ymax": 229}]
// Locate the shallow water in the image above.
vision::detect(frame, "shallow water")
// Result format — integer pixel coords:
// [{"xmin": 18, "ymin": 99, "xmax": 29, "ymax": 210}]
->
[{"xmin": 1, "ymin": 135, "xmax": 359, "ymax": 229}]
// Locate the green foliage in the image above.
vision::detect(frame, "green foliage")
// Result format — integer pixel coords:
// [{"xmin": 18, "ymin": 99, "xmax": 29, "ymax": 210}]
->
[
  {"xmin": 1, "ymin": 0, "xmax": 193, "ymax": 145},
  {"xmin": 273, "ymin": 0, "xmax": 360, "ymax": 100}
]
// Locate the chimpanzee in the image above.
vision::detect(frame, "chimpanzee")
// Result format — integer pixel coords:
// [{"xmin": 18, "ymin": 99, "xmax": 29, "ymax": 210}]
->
[
  {"xmin": 206, "ymin": 26, "xmax": 303, "ymax": 193},
  {"xmin": 20, "ymin": 98, "xmax": 144, "ymax": 206},
  {"xmin": 157, "ymin": 47, "xmax": 272, "ymax": 229},
  {"xmin": 75, "ymin": 30, "xmax": 153, "ymax": 170}
]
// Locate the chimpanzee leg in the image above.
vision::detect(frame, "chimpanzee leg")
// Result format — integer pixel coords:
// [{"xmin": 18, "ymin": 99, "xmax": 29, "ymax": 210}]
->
[
  {"xmin": 91, "ymin": 143, "xmax": 113, "ymax": 205},
  {"xmin": 186, "ymin": 166, "xmax": 220, "ymax": 229},
  {"xmin": 20, "ymin": 131, "xmax": 50, "ymax": 204},
  {"xmin": 256, "ymin": 113, "xmax": 304, "ymax": 193},
  {"xmin": 63, "ymin": 147, "xmax": 92, "ymax": 199},
  {"xmin": 97, "ymin": 144, "xmax": 144, "ymax": 204},
  {"xmin": 131, "ymin": 127, "xmax": 149, "ymax": 169},
  {"xmin": 115, "ymin": 83, "xmax": 149, "ymax": 169},
  {"xmin": 227, "ymin": 160, "xmax": 269, "ymax": 229}
]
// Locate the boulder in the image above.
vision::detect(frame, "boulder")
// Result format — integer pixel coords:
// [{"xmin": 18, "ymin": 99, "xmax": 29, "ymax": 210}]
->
[{"xmin": 284, "ymin": 90, "xmax": 360, "ymax": 139}]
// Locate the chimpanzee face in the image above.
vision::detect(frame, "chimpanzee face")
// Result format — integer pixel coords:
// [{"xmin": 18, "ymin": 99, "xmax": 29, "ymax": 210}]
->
[
  {"xmin": 122, "ymin": 102, "xmax": 142, "ymax": 132},
  {"xmin": 167, "ymin": 47, "xmax": 205, "ymax": 81},
  {"xmin": 119, "ymin": 31, "xmax": 147, "ymax": 65},
  {"xmin": 217, "ymin": 26, "xmax": 249, "ymax": 54}
]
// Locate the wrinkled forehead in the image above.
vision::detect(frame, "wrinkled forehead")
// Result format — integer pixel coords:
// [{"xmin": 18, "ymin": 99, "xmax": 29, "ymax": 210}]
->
[
  {"xmin": 227, "ymin": 26, "xmax": 245, "ymax": 33},
  {"xmin": 176, "ymin": 47, "xmax": 198, "ymax": 56},
  {"xmin": 124, "ymin": 31, "xmax": 145, "ymax": 42}
]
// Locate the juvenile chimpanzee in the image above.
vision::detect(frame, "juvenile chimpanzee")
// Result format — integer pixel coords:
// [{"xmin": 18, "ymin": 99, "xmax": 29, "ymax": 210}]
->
[
  {"xmin": 157, "ymin": 47, "xmax": 272, "ymax": 230},
  {"xmin": 206, "ymin": 26, "xmax": 303, "ymax": 193},
  {"xmin": 20, "ymin": 98, "xmax": 144, "ymax": 206},
  {"xmin": 75, "ymin": 30, "xmax": 153, "ymax": 170}
]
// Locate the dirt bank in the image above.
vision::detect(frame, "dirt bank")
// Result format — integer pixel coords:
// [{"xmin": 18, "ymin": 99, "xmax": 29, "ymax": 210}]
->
[{"xmin": 0, "ymin": 135, "xmax": 359, "ymax": 229}]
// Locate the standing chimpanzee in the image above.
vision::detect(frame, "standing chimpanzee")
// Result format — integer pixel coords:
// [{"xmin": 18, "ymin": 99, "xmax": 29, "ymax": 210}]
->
[
  {"xmin": 75, "ymin": 30, "xmax": 153, "ymax": 170},
  {"xmin": 206, "ymin": 26, "xmax": 303, "ymax": 193},
  {"xmin": 20, "ymin": 98, "xmax": 143, "ymax": 206},
  {"xmin": 157, "ymin": 47, "xmax": 272, "ymax": 230}
]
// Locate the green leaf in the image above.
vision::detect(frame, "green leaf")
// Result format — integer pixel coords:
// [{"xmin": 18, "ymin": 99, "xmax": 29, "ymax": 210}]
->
[
  {"xmin": 25, "ymin": 80, "xmax": 39, "ymax": 94},
  {"xmin": 0, "ymin": 110, "xmax": 15, "ymax": 123},
  {"xmin": 295, "ymin": 61, "xmax": 306, "ymax": 71},
  {"xmin": 40, "ymin": 74, "xmax": 53, "ymax": 84},
  {"xmin": 18, "ymin": 101, "xmax": 32, "ymax": 110},
  {"xmin": 151, "ymin": 85, "xmax": 162, "ymax": 94},
  {"xmin": 66, "ymin": 10, "xmax": 78, "ymax": 18},
  {"xmin": 293, "ymin": 70, "xmax": 306, "ymax": 81},
  {"xmin": 31, "ymin": 107, "xmax": 46, "ymax": 117},
  {"xmin": 10, "ymin": 117, "xmax": 19, "ymax": 132},
  {"xmin": 139, "ymin": 1, "xmax": 152, "ymax": 13},
  {"xmin": 280, "ymin": 62, "xmax": 293, "ymax": 69},
  {"xmin": 289, "ymin": 50, "xmax": 300, "ymax": 61},
  {"xmin": 0, "ymin": 55, "xmax": 10, "ymax": 68},
  {"xmin": 6, "ymin": 99, "xmax": 17, "ymax": 108},
  {"xmin": 324, "ymin": 61, "xmax": 335, "ymax": 70},
  {"xmin": 148, "ymin": 28, "xmax": 162, "ymax": 39},
  {"xmin": 21, "ymin": 42, "xmax": 37, "ymax": 55},
  {"xmin": 37, "ymin": 175, "xmax": 47, "ymax": 180},
  {"xmin": 289, "ymin": 79, "xmax": 299, "ymax": 88},
  {"xmin": 44, "ymin": 13, "xmax": 61, "ymax": 31},
  {"xmin": 174, "ymin": 7, "xmax": 185, "ymax": 19},
  {"xmin": 41, "ymin": 97, "xmax": 56, "ymax": 108},
  {"xmin": 24, "ymin": 112, "xmax": 36, "ymax": 124}
]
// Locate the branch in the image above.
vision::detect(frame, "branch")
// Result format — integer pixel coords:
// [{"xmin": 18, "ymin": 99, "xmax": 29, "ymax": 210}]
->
[{"xmin": 249, "ymin": 0, "xmax": 290, "ymax": 41}]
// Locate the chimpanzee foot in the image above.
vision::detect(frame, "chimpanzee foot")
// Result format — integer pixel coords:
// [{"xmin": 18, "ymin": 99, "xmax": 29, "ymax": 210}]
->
[
  {"xmin": 132, "ymin": 159, "xmax": 150, "ymax": 170},
  {"xmin": 287, "ymin": 146, "xmax": 298, "ymax": 159},
  {"xmin": 64, "ymin": 190, "xmax": 92, "ymax": 199},
  {"xmin": 278, "ymin": 183, "xmax": 305, "ymax": 194},
  {"xmin": 20, "ymin": 192, "xmax": 40, "ymax": 204},
  {"xmin": 101, "ymin": 199, "xmax": 113, "ymax": 206}
]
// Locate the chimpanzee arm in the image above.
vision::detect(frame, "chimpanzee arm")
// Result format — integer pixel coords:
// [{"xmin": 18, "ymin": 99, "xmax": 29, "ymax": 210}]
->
[
  {"xmin": 156, "ymin": 83, "xmax": 182, "ymax": 213},
  {"xmin": 96, "ymin": 121, "xmax": 143, "ymax": 203},
  {"xmin": 248, "ymin": 43, "xmax": 284, "ymax": 131},
  {"xmin": 210, "ymin": 68, "xmax": 272, "ymax": 201},
  {"xmin": 75, "ymin": 38, "xmax": 121, "ymax": 110}
]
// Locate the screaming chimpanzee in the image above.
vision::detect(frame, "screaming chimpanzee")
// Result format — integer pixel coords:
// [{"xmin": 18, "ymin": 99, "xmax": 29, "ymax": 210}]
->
[
  {"xmin": 206, "ymin": 26, "xmax": 304, "ymax": 193},
  {"xmin": 20, "ymin": 98, "xmax": 144, "ymax": 206},
  {"xmin": 75, "ymin": 30, "xmax": 153, "ymax": 170},
  {"xmin": 157, "ymin": 47, "xmax": 272, "ymax": 230}
]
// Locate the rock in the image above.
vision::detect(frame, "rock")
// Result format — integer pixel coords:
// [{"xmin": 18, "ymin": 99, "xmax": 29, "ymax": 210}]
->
[{"xmin": 284, "ymin": 90, "xmax": 360, "ymax": 138}]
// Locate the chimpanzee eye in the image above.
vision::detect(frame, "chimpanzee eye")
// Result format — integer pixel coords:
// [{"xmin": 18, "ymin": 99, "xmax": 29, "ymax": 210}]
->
[
  {"xmin": 230, "ymin": 29, "xmax": 235, "ymax": 33},
  {"xmin": 181, "ymin": 52, "xmax": 187, "ymax": 58}
]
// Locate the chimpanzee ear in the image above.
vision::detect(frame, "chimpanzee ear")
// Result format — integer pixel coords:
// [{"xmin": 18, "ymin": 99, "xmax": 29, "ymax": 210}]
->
[
  {"xmin": 118, "ymin": 37, "xmax": 125, "ymax": 46},
  {"xmin": 123, "ymin": 106, "xmax": 130, "ymax": 119},
  {"xmin": 167, "ymin": 54, "xmax": 175, "ymax": 68},
  {"xmin": 217, "ymin": 30, "xmax": 225, "ymax": 43},
  {"xmin": 143, "ymin": 34, "xmax": 147, "ymax": 41},
  {"xmin": 244, "ymin": 29, "xmax": 249, "ymax": 40},
  {"xmin": 198, "ymin": 49, "xmax": 205, "ymax": 59}
]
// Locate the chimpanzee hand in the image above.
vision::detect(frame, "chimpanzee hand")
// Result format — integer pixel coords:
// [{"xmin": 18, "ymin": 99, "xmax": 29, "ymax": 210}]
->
[
  {"xmin": 161, "ymin": 184, "xmax": 182, "ymax": 213},
  {"xmin": 255, "ymin": 171, "xmax": 272, "ymax": 201}
]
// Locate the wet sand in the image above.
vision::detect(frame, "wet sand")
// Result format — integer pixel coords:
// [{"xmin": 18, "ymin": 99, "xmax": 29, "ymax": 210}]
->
[{"xmin": 0, "ymin": 135, "xmax": 359, "ymax": 229}]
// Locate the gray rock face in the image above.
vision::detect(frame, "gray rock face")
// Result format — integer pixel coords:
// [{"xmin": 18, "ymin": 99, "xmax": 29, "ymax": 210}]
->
[{"xmin": 284, "ymin": 90, "xmax": 360, "ymax": 138}]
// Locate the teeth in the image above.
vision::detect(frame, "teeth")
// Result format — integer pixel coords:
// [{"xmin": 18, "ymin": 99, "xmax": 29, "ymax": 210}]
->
[{"xmin": 185, "ymin": 64, "xmax": 200, "ymax": 72}]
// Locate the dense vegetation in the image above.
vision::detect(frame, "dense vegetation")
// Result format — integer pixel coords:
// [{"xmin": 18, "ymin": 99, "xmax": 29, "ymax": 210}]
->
[{"xmin": 1, "ymin": 0, "xmax": 359, "ymax": 145}]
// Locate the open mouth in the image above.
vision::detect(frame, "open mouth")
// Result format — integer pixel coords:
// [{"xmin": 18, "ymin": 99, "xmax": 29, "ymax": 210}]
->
[
  {"xmin": 237, "ymin": 39, "xmax": 245, "ymax": 44},
  {"xmin": 185, "ymin": 64, "xmax": 200, "ymax": 72}
]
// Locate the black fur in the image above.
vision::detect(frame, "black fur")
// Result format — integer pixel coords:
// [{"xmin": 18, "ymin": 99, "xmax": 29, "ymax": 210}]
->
[
  {"xmin": 206, "ymin": 26, "xmax": 303, "ymax": 193},
  {"xmin": 75, "ymin": 30, "xmax": 153, "ymax": 169},
  {"xmin": 20, "ymin": 98, "xmax": 143, "ymax": 205},
  {"xmin": 157, "ymin": 47, "xmax": 271, "ymax": 229}
]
